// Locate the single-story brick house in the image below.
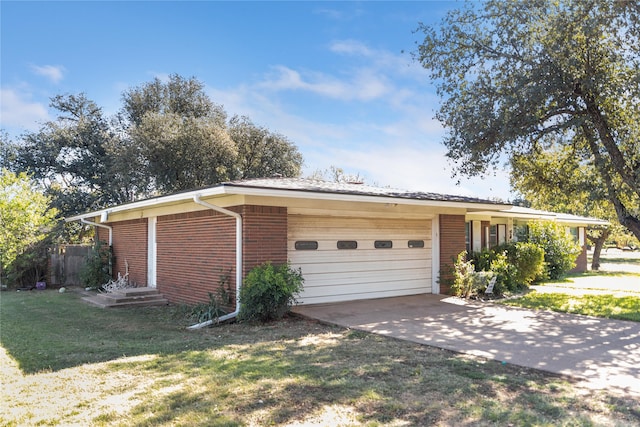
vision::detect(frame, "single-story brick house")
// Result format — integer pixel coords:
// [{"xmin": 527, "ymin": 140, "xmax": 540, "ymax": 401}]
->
[{"xmin": 67, "ymin": 178, "xmax": 607, "ymax": 309}]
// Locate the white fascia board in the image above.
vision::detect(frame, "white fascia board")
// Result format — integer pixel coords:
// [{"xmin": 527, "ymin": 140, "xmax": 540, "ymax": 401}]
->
[
  {"xmin": 470, "ymin": 210, "xmax": 556, "ymax": 220},
  {"xmin": 469, "ymin": 208, "xmax": 609, "ymax": 226},
  {"xmin": 554, "ymin": 215, "xmax": 610, "ymax": 227},
  {"xmin": 65, "ymin": 186, "xmax": 228, "ymax": 222}
]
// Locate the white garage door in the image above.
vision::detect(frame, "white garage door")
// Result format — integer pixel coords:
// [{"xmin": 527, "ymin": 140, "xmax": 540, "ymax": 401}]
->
[{"xmin": 288, "ymin": 215, "xmax": 432, "ymax": 305}]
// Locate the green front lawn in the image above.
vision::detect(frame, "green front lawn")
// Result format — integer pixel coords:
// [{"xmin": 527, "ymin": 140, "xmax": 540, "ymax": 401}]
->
[
  {"xmin": 1, "ymin": 290, "xmax": 639, "ymax": 426},
  {"xmin": 501, "ymin": 293, "xmax": 640, "ymax": 322}
]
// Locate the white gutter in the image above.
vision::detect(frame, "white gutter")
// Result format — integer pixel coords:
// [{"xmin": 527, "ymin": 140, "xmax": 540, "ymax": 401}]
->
[
  {"xmin": 188, "ymin": 195, "xmax": 243, "ymax": 329},
  {"xmin": 80, "ymin": 218, "xmax": 113, "ymax": 246}
]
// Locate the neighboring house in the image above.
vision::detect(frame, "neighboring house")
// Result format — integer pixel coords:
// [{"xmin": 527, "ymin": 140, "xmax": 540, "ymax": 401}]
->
[{"xmin": 66, "ymin": 178, "xmax": 607, "ymax": 307}]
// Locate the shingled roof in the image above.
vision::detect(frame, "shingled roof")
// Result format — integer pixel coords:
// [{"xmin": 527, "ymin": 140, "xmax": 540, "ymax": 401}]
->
[{"xmin": 224, "ymin": 177, "xmax": 507, "ymax": 205}]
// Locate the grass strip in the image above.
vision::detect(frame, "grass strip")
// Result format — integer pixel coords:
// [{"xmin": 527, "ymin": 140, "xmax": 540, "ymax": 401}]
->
[{"xmin": 501, "ymin": 292, "xmax": 640, "ymax": 322}]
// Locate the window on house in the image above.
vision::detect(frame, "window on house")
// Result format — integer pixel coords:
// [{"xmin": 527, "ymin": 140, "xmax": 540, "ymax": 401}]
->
[
  {"xmin": 337, "ymin": 240, "xmax": 358, "ymax": 250},
  {"xmin": 489, "ymin": 225, "xmax": 498, "ymax": 248},
  {"xmin": 295, "ymin": 241, "xmax": 318, "ymax": 250},
  {"xmin": 569, "ymin": 227, "xmax": 579, "ymax": 242},
  {"xmin": 408, "ymin": 240, "xmax": 424, "ymax": 248},
  {"xmin": 514, "ymin": 222, "xmax": 529, "ymax": 242},
  {"xmin": 374, "ymin": 240, "xmax": 393, "ymax": 249},
  {"xmin": 498, "ymin": 224, "xmax": 507, "ymax": 245},
  {"xmin": 465, "ymin": 222, "xmax": 471, "ymax": 253}
]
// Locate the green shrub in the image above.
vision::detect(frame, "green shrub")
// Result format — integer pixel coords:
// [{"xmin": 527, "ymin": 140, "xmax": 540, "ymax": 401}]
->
[
  {"xmin": 238, "ymin": 262, "xmax": 304, "ymax": 323},
  {"xmin": 512, "ymin": 242, "xmax": 545, "ymax": 286},
  {"xmin": 5, "ymin": 239, "xmax": 50, "ymax": 288},
  {"xmin": 451, "ymin": 252, "xmax": 496, "ymax": 298},
  {"xmin": 451, "ymin": 252, "xmax": 476, "ymax": 298},
  {"xmin": 79, "ymin": 241, "xmax": 112, "ymax": 289},
  {"xmin": 470, "ymin": 248, "xmax": 495, "ymax": 272},
  {"xmin": 469, "ymin": 241, "xmax": 545, "ymax": 295},
  {"xmin": 526, "ymin": 221, "xmax": 581, "ymax": 280}
]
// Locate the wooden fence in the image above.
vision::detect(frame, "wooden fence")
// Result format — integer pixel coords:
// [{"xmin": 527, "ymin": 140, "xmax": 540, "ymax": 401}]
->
[{"xmin": 49, "ymin": 245, "xmax": 92, "ymax": 286}]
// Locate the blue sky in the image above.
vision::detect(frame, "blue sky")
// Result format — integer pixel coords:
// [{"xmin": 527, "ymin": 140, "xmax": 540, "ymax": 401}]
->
[{"xmin": 1, "ymin": 1, "xmax": 513, "ymax": 199}]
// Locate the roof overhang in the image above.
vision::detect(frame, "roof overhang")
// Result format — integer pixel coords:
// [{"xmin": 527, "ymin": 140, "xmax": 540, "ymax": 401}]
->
[
  {"xmin": 65, "ymin": 179, "xmax": 608, "ymax": 227},
  {"xmin": 66, "ymin": 185, "xmax": 228, "ymax": 222},
  {"xmin": 66, "ymin": 181, "xmax": 513, "ymax": 223},
  {"xmin": 469, "ymin": 206, "xmax": 610, "ymax": 226}
]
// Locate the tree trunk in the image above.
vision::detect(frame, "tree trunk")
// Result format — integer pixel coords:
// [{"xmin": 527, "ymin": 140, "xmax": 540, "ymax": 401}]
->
[
  {"xmin": 610, "ymin": 195, "xmax": 640, "ymax": 242},
  {"xmin": 583, "ymin": 124, "xmax": 640, "ymax": 242},
  {"xmin": 584, "ymin": 95, "xmax": 640, "ymax": 199},
  {"xmin": 588, "ymin": 228, "xmax": 610, "ymax": 271}
]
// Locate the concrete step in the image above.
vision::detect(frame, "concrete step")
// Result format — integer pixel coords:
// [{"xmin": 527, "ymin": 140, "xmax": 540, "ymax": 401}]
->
[
  {"xmin": 117, "ymin": 287, "xmax": 162, "ymax": 297},
  {"xmin": 82, "ymin": 287, "xmax": 169, "ymax": 308}
]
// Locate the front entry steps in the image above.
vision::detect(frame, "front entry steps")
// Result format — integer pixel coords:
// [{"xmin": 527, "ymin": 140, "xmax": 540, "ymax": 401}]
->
[{"xmin": 82, "ymin": 287, "xmax": 169, "ymax": 308}]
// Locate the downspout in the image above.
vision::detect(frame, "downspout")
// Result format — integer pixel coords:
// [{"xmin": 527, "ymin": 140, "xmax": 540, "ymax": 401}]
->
[
  {"xmin": 188, "ymin": 195, "xmax": 243, "ymax": 329},
  {"xmin": 81, "ymin": 218, "xmax": 113, "ymax": 276},
  {"xmin": 81, "ymin": 218, "xmax": 113, "ymax": 246}
]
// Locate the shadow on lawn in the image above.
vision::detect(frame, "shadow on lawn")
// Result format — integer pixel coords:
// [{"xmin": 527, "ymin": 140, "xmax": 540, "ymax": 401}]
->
[
  {"xmin": 2, "ymin": 290, "xmax": 636, "ymax": 426},
  {"xmin": 105, "ymin": 329, "xmax": 586, "ymax": 427}
]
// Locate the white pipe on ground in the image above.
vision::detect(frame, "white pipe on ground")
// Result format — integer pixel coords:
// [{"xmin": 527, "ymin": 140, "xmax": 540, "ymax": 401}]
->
[{"xmin": 188, "ymin": 195, "xmax": 243, "ymax": 329}]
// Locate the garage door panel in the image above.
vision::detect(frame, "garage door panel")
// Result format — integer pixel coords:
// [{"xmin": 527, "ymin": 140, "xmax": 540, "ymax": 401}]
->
[
  {"xmin": 289, "ymin": 215, "xmax": 430, "ymax": 228},
  {"xmin": 289, "ymin": 227, "xmax": 431, "ymax": 239},
  {"xmin": 300, "ymin": 279, "xmax": 429, "ymax": 299},
  {"xmin": 288, "ymin": 215, "xmax": 432, "ymax": 304},
  {"xmin": 301, "ymin": 269, "xmax": 431, "ymax": 288},
  {"xmin": 288, "ymin": 239, "xmax": 432, "ymax": 252},
  {"xmin": 301, "ymin": 287, "xmax": 429, "ymax": 305},
  {"xmin": 288, "ymin": 218, "xmax": 431, "ymax": 236},
  {"xmin": 290, "ymin": 248, "xmax": 430, "ymax": 264},
  {"xmin": 297, "ymin": 258, "xmax": 430, "ymax": 275}
]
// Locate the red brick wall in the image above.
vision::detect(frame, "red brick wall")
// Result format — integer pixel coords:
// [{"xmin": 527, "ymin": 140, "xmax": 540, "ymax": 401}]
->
[
  {"xmin": 570, "ymin": 245, "xmax": 588, "ymax": 273},
  {"xmin": 110, "ymin": 219, "xmax": 148, "ymax": 286},
  {"xmin": 154, "ymin": 205, "xmax": 288, "ymax": 306},
  {"xmin": 241, "ymin": 205, "xmax": 288, "ymax": 276},
  {"xmin": 157, "ymin": 210, "xmax": 237, "ymax": 306},
  {"xmin": 439, "ymin": 214, "xmax": 466, "ymax": 295},
  {"xmin": 97, "ymin": 227, "xmax": 109, "ymax": 245},
  {"xmin": 91, "ymin": 205, "xmax": 289, "ymax": 306}
]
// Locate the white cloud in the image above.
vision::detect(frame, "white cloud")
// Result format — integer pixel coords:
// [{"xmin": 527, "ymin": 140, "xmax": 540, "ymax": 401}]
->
[
  {"xmin": 30, "ymin": 64, "xmax": 65, "ymax": 84},
  {"xmin": 259, "ymin": 65, "xmax": 392, "ymax": 102},
  {"xmin": 329, "ymin": 39, "xmax": 427, "ymax": 80},
  {"xmin": 0, "ymin": 88, "xmax": 49, "ymax": 131},
  {"xmin": 255, "ymin": 39, "xmax": 429, "ymax": 105},
  {"xmin": 313, "ymin": 6, "xmax": 364, "ymax": 21},
  {"xmin": 329, "ymin": 40, "xmax": 373, "ymax": 56}
]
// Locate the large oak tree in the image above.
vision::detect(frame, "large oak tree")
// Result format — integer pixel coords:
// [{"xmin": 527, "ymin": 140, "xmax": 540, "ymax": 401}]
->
[
  {"xmin": 415, "ymin": 0, "xmax": 640, "ymax": 239},
  {"xmin": 122, "ymin": 74, "xmax": 302, "ymax": 193},
  {"xmin": 11, "ymin": 74, "xmax": 303, "ymax": 217},
  {"xmin": 15, "ymin": 94, "xmax": 143, "ymax": 215}
]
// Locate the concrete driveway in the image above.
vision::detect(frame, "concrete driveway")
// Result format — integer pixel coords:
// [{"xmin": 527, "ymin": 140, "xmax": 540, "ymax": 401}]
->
[{"xmin": 293, "ymin": 295, "xmax": 640, "ymax": 397}]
